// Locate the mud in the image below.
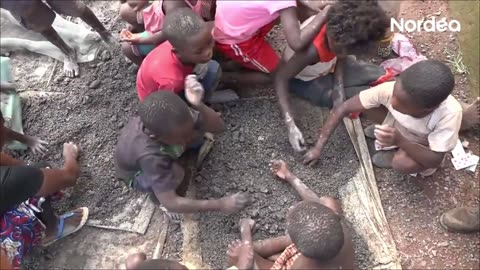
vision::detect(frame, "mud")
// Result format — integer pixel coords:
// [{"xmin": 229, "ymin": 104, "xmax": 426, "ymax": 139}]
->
[{"xmin": 197, "ymin": 99, "xmax": 370, "ymax": 269}]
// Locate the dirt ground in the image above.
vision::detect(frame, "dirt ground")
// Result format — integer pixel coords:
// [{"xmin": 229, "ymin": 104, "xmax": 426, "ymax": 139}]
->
[
  {"xmin": 2, "ymin": 0, "xmax": 478, "ymax": 269},
  {"xmin": 197, "ymin": 99, "xmax": 372, "ymax": 269}
]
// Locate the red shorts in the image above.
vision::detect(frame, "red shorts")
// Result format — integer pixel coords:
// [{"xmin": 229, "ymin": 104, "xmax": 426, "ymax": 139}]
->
[{"xmin": 215, "ymin": 22, "xmax": 279, "ymax": 73}]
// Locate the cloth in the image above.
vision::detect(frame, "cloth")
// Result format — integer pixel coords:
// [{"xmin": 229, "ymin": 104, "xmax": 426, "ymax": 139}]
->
[
  {"xmin": 131, "ymin": 31, "xmax": 156, "ymax": 57},
  {"xmin": 359, "ymin": 81, "xmax": 463, "ymax": 152},
  {"xmin": 380, "ymin": 33, "xmax": 428, "ymax": 76},
  {"xmin": 283, "ymin": 18, "xmax": 337, "ymax": 80},
  {"xmin": 1, "ymin": 199, "xmax": 46, "ymax": 270},
  {"xmin": 114, "ymin": 111, "xmax": 203, "ymax": 194},
  {"xmin": 142, "ymin": 0, "xmax": 165, "ymax": 33},
  {"xmin": 136, "ymin": 41, "xmax": 194, "ymax": 100},
  {"xmin": 271, "ymin": 244, "xmax": 301, "ymax": 270},
  {"xmin": 215, "ymin": 22, "xmax": 279, "ymax": 73},
  {"xmin": 213, "ymin": 0, "xmax": 296, "ymax": 45},
  {"xmin": 0, "ymin": 166, "xmax": 44, "ymax": 215}
]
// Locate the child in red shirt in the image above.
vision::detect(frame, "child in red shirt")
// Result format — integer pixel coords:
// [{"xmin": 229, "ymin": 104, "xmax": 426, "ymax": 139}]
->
[{"xmin": 135, "ymin": 8, "xmax": 219, "ymax": 101}]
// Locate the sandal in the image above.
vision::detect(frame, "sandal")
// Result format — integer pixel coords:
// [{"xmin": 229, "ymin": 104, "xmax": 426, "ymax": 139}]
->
[{"xmin": 42, "ymin": 207, "xmax": 89, "ymax": 247}]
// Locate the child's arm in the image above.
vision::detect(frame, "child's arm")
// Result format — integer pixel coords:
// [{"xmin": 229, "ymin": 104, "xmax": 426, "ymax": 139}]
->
[
  {"xmin": 303, "ymin": 95, "xmax": 366, "ymax": 165},
  {"xmin": 375, "ymin": 125, "xmax": 447, "ymax": 169},
  {"xmin": 185, "ymin": 75, "xmax": 225, "ymax": 134},
  {"xmin": 279, "ymin": 5, "xmax": 331, "ymax": 52},
  {"xmin": 332, "ymin": 58, "xmax": 345, "ymax": 108},
  {"xmin": 274, "ymin": 46, "xmax": 319, "ymax": 152},
  {"xmin": 2, "ymin": 127, "xmax": 48, "ymax": 154}
]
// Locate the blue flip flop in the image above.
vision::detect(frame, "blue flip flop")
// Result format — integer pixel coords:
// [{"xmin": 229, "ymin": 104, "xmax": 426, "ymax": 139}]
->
[{"xmin": 42, "ymin": 207, "xmax": 89, "ymax": 247}]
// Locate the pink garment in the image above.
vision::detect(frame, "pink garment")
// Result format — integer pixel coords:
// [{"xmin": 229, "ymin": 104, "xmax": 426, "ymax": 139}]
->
[
  {"xmin": 213, "ymin": 0, "xmax": 297, "ymax": 44},
  {"xmin": 380, "ymin": 33, "xmax": 427, "ymax": 76},
  {"xmin": 142, "ymin": 0, "xmax": 165, "ymax": 33}
]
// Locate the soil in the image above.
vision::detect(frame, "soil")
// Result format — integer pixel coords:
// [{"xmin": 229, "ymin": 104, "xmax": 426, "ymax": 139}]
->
[
  {"xmin": 6, "ymin": 2, "xmax": 143, "ymax": 222},
  {"xmin": 196, "ymin": 99, "xmax": 371, "ymax": 269}
]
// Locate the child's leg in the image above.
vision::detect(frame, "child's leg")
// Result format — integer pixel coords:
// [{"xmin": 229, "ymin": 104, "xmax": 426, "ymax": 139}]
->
[
  {"xmin": 119, "ymin": 2, "xmax": 144, "ymax": 32},
  {"xmin": 121, "ymin": 42, "xmax": 144, "ymax": 65},
  {"xmin": 391, "ymin": 148, "xmax": 428, "ymax": 174},
  {"xmin": 46, "ymin": 0, "xmax": 115, "ymax": 45}
]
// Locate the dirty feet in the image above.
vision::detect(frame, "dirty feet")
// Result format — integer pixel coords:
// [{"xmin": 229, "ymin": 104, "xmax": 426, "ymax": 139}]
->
[
  {"xmin": 239, "ymin": 218, "xmax": 256, "ymax": 234},
  {"xmin": 220, "ymin": 192, "xmax": 251, "ymax": 214},
  {"xmin": 440, "ymin": 206, "xmax": 480, "ymax": 233},
  {"xmin": 227, "ymin": 239, "xmax": 254, "ymax": 270},
  {"xmin": 372, "ymin": 151, "xmax": 395, "ymax": 169},
  {"xmin": 460, "ymin": 98, "xmax": 480, "ymax": 131},
  {"xmin": 64, "ymin": 54, "xmax": 80, "ymax": 77},
  {"xmin": 43, "ymin": 207, "xmax": 89, "ymax": 246}
]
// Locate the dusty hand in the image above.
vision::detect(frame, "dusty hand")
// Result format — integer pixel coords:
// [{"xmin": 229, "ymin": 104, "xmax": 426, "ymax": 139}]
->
[
  {"xmin": 120, "ymin": 29, "xmax": 141, "ymax": 44},
  {"xmin": 286, "ymin": 120, "xmax": 306, "ymax": 152},
  {"xmin": 185, "ymin": 74, "xmax": 204, "ymax": 107},
  {"xmin": 303, "ymin": 147, "xmax": 321, "ymax": 166},
  {"xmin": 24, "ymin": 135, "xmax": 48, "ymax": 155},
  {"xmin": 298, "ymin": 0, "xmax": 335, "ymax": 12},
  {"xmin": 63, "ymin": 142, "xmax": 79, "ymax": 160},
  {"xmin": 374, "ymin": 125, "xmax": 399, "ymax": 147},
  {"xmin": 221, "ymin": 192, "xmax": 251, "ymax": 214},
  {"xmin": 270, "ymin": 160, "xmax": 291, "ymax": 181}
]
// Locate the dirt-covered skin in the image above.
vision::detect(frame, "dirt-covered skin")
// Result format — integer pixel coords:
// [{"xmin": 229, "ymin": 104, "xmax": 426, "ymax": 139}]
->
[{"xmin": 196, "ymin": 99, "xmax": 370, "ymax": 269}]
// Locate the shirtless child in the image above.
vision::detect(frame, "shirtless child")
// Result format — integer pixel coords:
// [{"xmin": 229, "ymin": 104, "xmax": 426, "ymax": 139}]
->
[
  {"xmin": 0, "ymin": 0, "xmax": 115, "ymax": 77},
  {"xmin": 228, "ymin": 160, "xmax": 354, "ymax": 270}
]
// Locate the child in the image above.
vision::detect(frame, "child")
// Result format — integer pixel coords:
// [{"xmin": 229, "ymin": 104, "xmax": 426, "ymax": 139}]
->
[
  {"xmin": 135, "ymin": 8, "xmax": 219, "ymax": 102},
  {"xmin": 233, "ymin": 160, "xmax": 354, "ymax": 269},
  {"xmin": 302, "ymin": 60, "xmax": 479, "ymax": 177},
  {"xmin": 125, "ymin": 220, "xmax": 254, "ymax": 270},
  {"xmin": 0, "ymin": 0, "xmax": 115, "ymax": 77},
  {"xmin": 114, "ymin": 78, "xmax": 250, "ymax": 220},
  {"xmin": 119, "ymin": 0, "xmax": 214, "ymax": 65},
  {"xmin": 275, "ymin": 0, "xmax": 391, "ymax": 152},
  {"xmin": 213, "ymin": 0, "xmax": 333, "ymax": 86}
]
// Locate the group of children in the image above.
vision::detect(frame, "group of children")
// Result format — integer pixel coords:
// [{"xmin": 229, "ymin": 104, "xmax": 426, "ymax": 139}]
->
[{"xmin": 1, "ymin": 0, "xmax": 479, "ymax": 268}]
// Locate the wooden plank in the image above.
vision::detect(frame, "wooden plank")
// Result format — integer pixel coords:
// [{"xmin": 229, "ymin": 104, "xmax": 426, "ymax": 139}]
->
[{"xmin": 342, "ymin": 117, "xmax": 402, "ymax": 269}]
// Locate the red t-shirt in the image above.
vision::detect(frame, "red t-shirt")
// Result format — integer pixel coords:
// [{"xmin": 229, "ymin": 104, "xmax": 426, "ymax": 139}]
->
[
  {"xmin": 312, "ymin": 24, "xmax": 336, "ymax": 63},
  {"xmin": 136, "ymin": 41, "xmax": 194, "ymax": 101}
]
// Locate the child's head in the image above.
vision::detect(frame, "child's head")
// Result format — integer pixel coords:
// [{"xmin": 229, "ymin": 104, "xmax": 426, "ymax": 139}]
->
[
  {"xmin": 326, "ymin": 0, "xmax": 390, "ymax": 57},
  {"xmin": 393, "ymin": 60, "xmax": 455, "ymax": 117},
  {"xmin": 287, "ymin": 201, "xmax": 344, "ymax": 261},
  {"xmin": 139, "ymin": 91, "xmax": 196, "ymax": 146},
  {"xmin": 163, "ymin": 8, "xmax": 214, "ymax": 64}
]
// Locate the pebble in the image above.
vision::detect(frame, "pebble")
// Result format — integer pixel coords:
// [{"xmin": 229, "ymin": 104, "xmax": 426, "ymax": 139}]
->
[
  {"xmin": 101, "ymin": 50, "xmax": 111, "ymax": 61},
  {"xmin": 258, "ymin": 136, "xmax": 265, "ymax": 141},
  {"xmin": 438, "ymin": 241, "xmax": 449, "ymax": 247},
  {"xmin": 260, "ymin": 187, "xmax": 269, "ymax": 194},
  {"xmin": 118, "ymin": 122, "xmax": 124, "ymax": 129},
  {"xmin": 89, "ymin": 80, "xmax": 101, "ymax": 89},
  {"xmin": 462, "ymin": 140, "xmax": 469, "ymax": 149}
]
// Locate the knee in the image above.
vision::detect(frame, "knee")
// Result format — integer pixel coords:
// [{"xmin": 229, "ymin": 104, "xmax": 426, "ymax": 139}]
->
[
  {"xmin": 391, "ymin": 151, "xmax": 422, "ymax": 174},
  {"xmin": 119, "ymin": 3, "xmax": 136, "ymax": 23}
]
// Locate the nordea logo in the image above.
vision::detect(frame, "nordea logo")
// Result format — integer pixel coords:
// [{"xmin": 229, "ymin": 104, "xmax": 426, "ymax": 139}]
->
[{"xmin": 391, "ymin": 17, "xmax": 461, "ymax": 33}]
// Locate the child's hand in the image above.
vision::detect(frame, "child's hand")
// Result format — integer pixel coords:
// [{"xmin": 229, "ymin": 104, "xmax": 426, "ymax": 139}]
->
[
  {"xmin": 63, "ymin": 142, "xmax": 79, "ymax": 160},
  {"xmin": 120, "ymin": 29, "xmax": 141, "ymax": 44},
  {"xmin": 298, "ymin": 0, "xmax": 335, "ymax": 12},
  {"xmin": 374, "ymin": 125, "xmax": 400, "ymax": 147},
  {"xmin": 303, "ymin": 147, "xmax": 321, "ymax": 166},
  {"xmin": 288, "ymin": 122, "xmax": 306, "ymax": 152},
  {"xmin": 24, "ymin": 135, "xmax": 48, "ymax": 155},
  {"xmin": 220, "ymin": 192, "xmax": 251, "ymax": 214},
  {"xmin": 185, "ymin": 74, "xmax": 204, "ymax": 107},
  {"xmin": 270, "ymin": 160, "xmax": 292, "ymax": 181}
]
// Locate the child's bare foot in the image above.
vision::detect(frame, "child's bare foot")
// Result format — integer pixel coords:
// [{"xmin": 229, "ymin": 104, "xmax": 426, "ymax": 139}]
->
[
  {"xmin": 63, "ymin": 54, "xmax": 80, "ymax": 77},
  {"xmin": 220, "ymin": 192, "xmax": 251, "ymax": 214},
  {"xmin": 460, "ymin": 98, "xmax": 480, "ymax": 131},
  {"xmin": 42, "ymin": 207, "xmax": 89, "ymax": 246},
  {"xmin": 227, "ymin": 239, "xmax": 254, "ymax": 270},
  {"xmin": 125, "ymin": 252, "xmax": 147, "ymax": 270},
  {"xmin": 270, "ymin": 160, "xmax": 291, "ymax": 181},
  {"xmin": 63, "ymin": 142, "xmax": 80, "ymax": 160}
]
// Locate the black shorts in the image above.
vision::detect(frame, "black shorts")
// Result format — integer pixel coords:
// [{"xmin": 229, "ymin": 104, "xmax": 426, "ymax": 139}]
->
[{"xmin": 0, "ymin": 166, "xmax": 44, "ymax": 214}]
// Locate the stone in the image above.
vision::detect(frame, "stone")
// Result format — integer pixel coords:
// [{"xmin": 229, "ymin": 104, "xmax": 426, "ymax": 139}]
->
[{"xmin": 89, "ymin": 80, "xmax": 101, "ymax": 89}]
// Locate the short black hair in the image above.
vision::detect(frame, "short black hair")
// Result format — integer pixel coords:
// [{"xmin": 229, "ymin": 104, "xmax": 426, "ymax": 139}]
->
[
  {"xmin": 134, "ymin": 259, "xmax": 187, "ymax": 270},
  {"xmin": 287, "ymin": 201, "xmax": 344, "ymax": 261},
  {"xmin": 138, "ymin": 91, "xmax": 191, "ymax": 137},
  {"xmin": 399, "ymin": 60, "xmax": 455, "ymax": 108},
  {"xmin": 163, "ymin": 7, "xmax": 205, "ymax": 49},
  {"xmin": 327, "ymin": 0, "xmax": 390, "ymax": 55}
]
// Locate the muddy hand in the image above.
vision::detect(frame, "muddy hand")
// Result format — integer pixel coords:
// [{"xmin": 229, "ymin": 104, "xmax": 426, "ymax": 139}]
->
[
  {"xmin": 374, "ymin": 125, "xmax": 398, "ymax": 147},
  {"xmin": 25, "ymin": 135, "xmax": 48, "ymax": 155},
  {"xmin": 185, "ymin": 74, "xmax": 204, "ymax": 106},
  {"xmin": 303, "ymin": 147, "xmax": 321, "ymax": 166},
  {"xmin": 270, "ymin": 160, "xmax": 291, "ymax": 181},
  {"xmin": 221, "ymin": 192, "xmax": 251, "ymax": 214},
  {"xmin": 63, "ymin": 142, "xmax": 79, "ymax": 160}
]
